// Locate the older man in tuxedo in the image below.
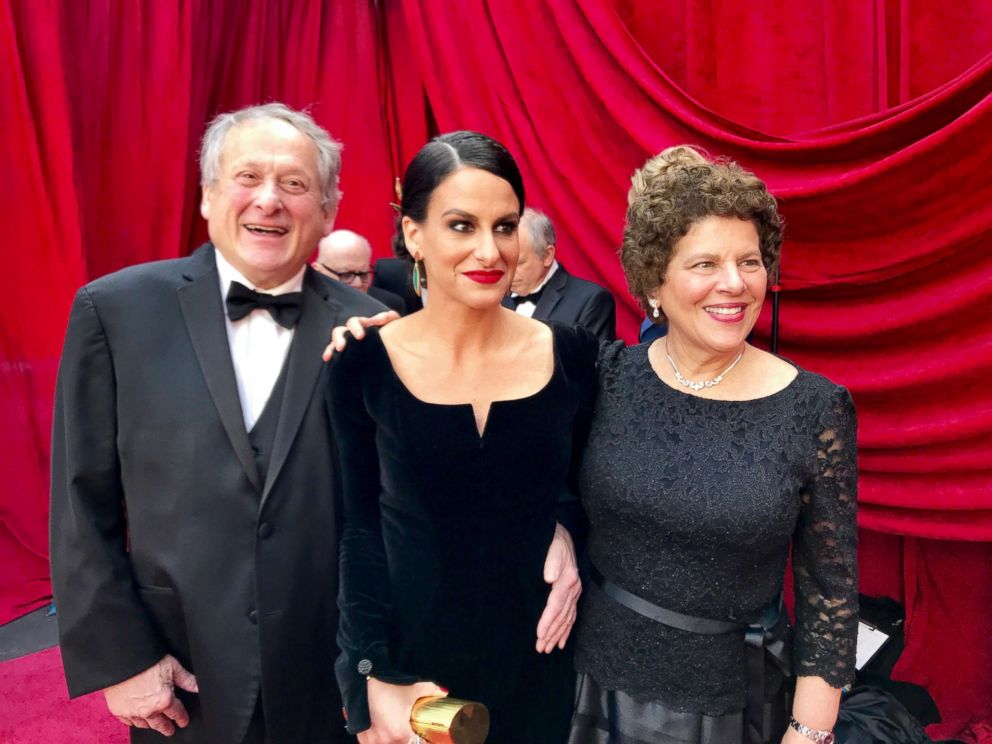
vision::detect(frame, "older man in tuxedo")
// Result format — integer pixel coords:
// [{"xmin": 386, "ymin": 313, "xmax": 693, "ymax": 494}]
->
[
  {"xmin": 50, "ymin": 103, "xmax": 580, "ymax": 744},
  {"xmin": 506, "ymin": 208, "xmax": 616, "ymax": 341},
  {"xmin": 49, "ymin": 103, "xmax": 383, "ymax": 743}
]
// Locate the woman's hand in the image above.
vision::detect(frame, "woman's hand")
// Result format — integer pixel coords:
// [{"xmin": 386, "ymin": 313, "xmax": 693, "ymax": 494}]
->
[
  {"xmin": 358, "ymin": 678, "xmax": 447, "ymax": 744},
  {"xmin": 780, "ymin": 676, "xmax": 842, "ymax": 744},
  {"xmin": 322, "ymin": 311, "xmax": 401, "ymax": 361},
  {"xmin": 535, "ymin": 522, "xmax": 581, "ymax": 653}
]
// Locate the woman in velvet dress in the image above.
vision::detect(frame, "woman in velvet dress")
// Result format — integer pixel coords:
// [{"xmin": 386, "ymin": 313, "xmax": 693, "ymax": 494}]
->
[
  {"xmin": 568, "ymin": 147, "xmax": 858, "ymax": 744},
  {"xmin": 327, "ymin": 132, "xmax": 597, "ymax": 744}
]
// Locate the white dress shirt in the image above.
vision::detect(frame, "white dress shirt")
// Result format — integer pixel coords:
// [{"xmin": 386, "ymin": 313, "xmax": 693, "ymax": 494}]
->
[
  {"xmin": 215, "ymin": 252, "xmax": 305, "ymax": 431},
  {"xmin": 510, "ymin": 260, "xmax": 559, "ymax": 318}
]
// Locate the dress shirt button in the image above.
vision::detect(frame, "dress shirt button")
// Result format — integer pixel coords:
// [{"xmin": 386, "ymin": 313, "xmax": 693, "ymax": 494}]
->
[
  {"xmin": 357, "ymin": 659, "xmax": 373, "ymax": 676},
  {"xmin": 257, "ymin": 522, "xmax": 274, "ymax": 539},
  {"xmin": 248, "ymin": 609, "xmax": 258, "ymax": 624}
]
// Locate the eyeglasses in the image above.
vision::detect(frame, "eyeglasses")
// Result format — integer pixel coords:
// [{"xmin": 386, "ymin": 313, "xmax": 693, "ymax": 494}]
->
[{"xmin": 319, "ymin": 263, "xmax": 374, "ymax": 285}]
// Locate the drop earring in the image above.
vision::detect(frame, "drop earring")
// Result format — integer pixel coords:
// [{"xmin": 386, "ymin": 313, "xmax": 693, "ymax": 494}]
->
[
  {"xmin": 412, "ymin": 259, "xmax": 424, "ymax": 297},
  {"xmin": 649, "ymin": 299, "xmax": 660, "ymax": 319}
]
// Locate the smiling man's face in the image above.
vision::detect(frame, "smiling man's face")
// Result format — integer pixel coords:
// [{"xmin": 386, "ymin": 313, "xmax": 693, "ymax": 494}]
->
[{"xmin": 200, "ymin": 118, "xmax": 336, "ymax": 289}]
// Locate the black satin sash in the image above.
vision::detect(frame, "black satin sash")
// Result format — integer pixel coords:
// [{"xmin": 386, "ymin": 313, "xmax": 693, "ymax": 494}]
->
[{"xmin": 587, "ymin": 562, "xmax": 792, "ymax": 744}]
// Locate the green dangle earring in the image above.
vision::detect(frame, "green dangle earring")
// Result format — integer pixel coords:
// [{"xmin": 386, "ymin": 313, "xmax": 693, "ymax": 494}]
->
[{"xmin": 412, "ymin": 259, "xmax": 424, "ymax": 297}]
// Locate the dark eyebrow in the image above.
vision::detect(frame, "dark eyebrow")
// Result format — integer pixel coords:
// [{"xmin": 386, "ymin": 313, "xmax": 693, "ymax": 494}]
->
[
  {"xmin": 440, "ymin": 209, "xmax": 519, "ymax": 222},
  {"xmin": 684, "ymin": 248, "xmax": 761, "ymax": 261},
  {"xmin": 441, "ymin": 209, "xmax": 477, "ymax": 219}
]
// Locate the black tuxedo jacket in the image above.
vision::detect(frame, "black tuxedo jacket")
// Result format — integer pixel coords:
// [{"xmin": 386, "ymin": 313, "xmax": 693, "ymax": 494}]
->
[
  {"xmin": 371, "ymin": 258, "xmax": 422, "ymax": 315},
  {"xmin": 506, "ymin": 266, "xmax": 616, "ymax": 341},
  {"xmin": 367, "ymin": 284, "xmax": 405, "ymax": 315},
  {"xmin": 50, "ymin": 244, "xmax": 383, "ymax": 744}
]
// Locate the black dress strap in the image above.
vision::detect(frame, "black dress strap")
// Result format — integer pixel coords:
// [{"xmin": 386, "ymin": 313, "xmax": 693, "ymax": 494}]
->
[{"xmin": 587, "ymin": 561, "xmax": 745, "ymax": 634}]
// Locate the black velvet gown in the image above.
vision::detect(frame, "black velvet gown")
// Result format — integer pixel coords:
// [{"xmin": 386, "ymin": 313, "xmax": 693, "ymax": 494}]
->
[{"xmin": 327, "ymin": 324, "xmax": 598, "ymax": 744}]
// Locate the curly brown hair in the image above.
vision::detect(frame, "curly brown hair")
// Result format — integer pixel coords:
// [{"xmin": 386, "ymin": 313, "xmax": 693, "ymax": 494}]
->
[{"xmin": 621, "ymin": 145, "xmax": 782, "ymax": 322}]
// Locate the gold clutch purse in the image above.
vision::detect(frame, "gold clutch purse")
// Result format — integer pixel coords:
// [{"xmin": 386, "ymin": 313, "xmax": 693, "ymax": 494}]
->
[{"xmin": 410, "ymin": 696, "xmax": 490, "ymax": 744}]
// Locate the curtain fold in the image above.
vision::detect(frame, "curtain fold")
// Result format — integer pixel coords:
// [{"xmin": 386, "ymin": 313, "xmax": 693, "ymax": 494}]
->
[{"xmin": 1, "ymin": 0, "xmax": 84, "ymax": 623}]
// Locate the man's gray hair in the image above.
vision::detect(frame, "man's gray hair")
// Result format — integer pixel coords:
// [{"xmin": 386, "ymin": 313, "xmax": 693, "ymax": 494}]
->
[
  {"xmin": 200, "ymin": 102, "xmax": 343, "ymax": 210},
  {"xmin": 522, "ymin": 207, "xmax": 556, "ymax": 259}
]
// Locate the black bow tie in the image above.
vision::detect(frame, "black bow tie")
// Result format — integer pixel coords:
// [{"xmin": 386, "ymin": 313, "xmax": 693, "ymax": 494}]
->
[
  {"xmin": 511, "ymin": 288, "xmax": 544, "ymax": 308},
  {"xmin": 225, "ymin": 281, "xmax": 302, "ymax": 329}
]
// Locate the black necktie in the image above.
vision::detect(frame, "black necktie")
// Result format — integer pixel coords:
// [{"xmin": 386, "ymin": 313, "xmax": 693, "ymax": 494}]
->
[
  {"xmin": 225, "ymin": 281, "xmax": 303, "ymax": 329},
  {"xmin": 511, "ymin": 288, "xmax": 544, "ymax": 308}
]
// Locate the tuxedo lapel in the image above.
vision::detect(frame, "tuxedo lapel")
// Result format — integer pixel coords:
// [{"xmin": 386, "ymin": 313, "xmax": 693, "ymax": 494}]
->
[
  {"xmin": 178, "ymin": 246, "xmax": 263, "ymax": 494},
  {"xmin": 262, "ymin": 268, "xmax": 338, "ymax": 504},
  {"xmin": 533, "ymin": 267, "xmax": 567, "ymax": 321}
]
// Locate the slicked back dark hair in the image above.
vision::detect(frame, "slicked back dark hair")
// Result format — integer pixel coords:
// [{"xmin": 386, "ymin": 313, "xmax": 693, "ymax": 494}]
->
[{"xmin": 401, "ymin": 131, "xmax": 525, "ymax": 221}]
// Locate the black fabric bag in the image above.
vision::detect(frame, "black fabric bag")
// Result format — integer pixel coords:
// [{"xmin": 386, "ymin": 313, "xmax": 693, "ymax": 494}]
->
[{"xmin": 835, "ymin": 686, "xmax": 936, "ymax": 744}]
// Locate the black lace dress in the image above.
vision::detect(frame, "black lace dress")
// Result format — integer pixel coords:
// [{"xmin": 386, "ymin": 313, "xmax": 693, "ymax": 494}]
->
[
  {"xmin": 328, "ymin": 324, "xmax": 598, "ymax": 744},
  {"xmin": 569, "ymin": 342, "xmax": 859, "ymax": 744}
]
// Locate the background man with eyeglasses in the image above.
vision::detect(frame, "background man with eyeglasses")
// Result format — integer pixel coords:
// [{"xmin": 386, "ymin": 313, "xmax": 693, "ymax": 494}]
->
[{"xmin": 314, "ymin": 229, "xmax": 406, "ymax": 314}]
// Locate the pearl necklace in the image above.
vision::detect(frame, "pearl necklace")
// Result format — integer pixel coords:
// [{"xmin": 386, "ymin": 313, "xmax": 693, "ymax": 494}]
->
[{"xmin": 665, "ymin": 342, "xmax": 745, "ymax": 391}]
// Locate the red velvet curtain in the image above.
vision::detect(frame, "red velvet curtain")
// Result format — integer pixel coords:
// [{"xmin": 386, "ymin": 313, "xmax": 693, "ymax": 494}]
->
[
  {"xmin": 3, "ymin": 0, "xmax": 990, "ymax": 738},
  {"xmin": 1, "ymin": 0, "xmax": 83, "ymax": 629}
]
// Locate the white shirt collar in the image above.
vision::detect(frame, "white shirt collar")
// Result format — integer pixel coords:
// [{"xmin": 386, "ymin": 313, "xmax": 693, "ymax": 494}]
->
[
  {"xmin": 511, "ymin": 260, "xmax": 559, "ymax": 298},
  {"xmin": 215, "ymin": 249, "xmax": 306, "ymax": 300}
]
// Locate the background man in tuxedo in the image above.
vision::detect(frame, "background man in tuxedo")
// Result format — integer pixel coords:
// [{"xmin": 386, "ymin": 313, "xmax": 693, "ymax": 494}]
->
[
  {"xmin": 507, "ymin": 208, "xmax": 616, "ymax": 341},
  {"xmin": 50, "ymin": 103, "xmax": 581, "ymax": 744},
  {"xmin": 49, "ymin": 103, "xmax": 387, "ymax": 743},
  {"xmin": 314, "ymin": 229, "xmax": 406, "ymax": 314}
]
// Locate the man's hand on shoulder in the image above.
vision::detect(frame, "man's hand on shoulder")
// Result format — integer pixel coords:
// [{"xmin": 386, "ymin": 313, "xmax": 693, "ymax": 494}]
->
[{"xmin": 103, "ymin": 654, "xmax": 199, "ymax": 736}]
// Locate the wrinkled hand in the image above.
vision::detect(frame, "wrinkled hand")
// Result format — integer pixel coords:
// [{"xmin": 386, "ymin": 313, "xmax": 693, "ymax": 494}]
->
[
  {"xmin": 103, "ymin": 654, "xmax": 198, "ymax": 736},
  {"xmin": 359, "ymin": 678, "xmax": 447, "ymax": 744},
  {"xmin": 322, "ymin": 311, "xmax": 401, "ymax": 361},
  {"xmin": 536, "ymin": 522, "xmax": 581, "ymax": 653}
]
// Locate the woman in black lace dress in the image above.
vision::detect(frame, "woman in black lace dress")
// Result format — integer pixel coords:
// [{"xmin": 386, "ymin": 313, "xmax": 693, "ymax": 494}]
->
[{"xmin": 568, "ymin": 146, "xmax": 858, "ymax": 744}]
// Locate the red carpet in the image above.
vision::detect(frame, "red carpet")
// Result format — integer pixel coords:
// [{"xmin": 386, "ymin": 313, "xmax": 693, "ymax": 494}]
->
[
  {"xmin": 0, "ymin": 645, "xmax": 987, "ymax": 743},
  {"xmin": 0, "ymin": 647, "xmax": 127, "ymax": 744}
]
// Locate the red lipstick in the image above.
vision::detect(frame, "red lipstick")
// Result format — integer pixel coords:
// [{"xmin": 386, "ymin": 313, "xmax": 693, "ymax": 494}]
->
[{"xmin": 464, "ymin": 270, "xmax": 505, "ymax": 284}]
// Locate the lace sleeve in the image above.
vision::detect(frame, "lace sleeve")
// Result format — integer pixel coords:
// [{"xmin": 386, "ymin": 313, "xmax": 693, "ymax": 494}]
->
[{"xmin": 792, "ymin": 384, "xmax": 859, "ymax": 687}]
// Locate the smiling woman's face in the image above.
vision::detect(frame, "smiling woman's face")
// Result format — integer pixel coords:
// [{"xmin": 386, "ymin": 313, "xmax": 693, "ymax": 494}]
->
[
  {"xmin": 200, "ymin": 118, "xmax": 336, "ymax": 289},
  {"xmin": 403, "ymin": 166, "xmax": 521, "ymax": 310},
  {"xmin": 652, "ymin": 215, "xmax": 767, "ymax": 355}
]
